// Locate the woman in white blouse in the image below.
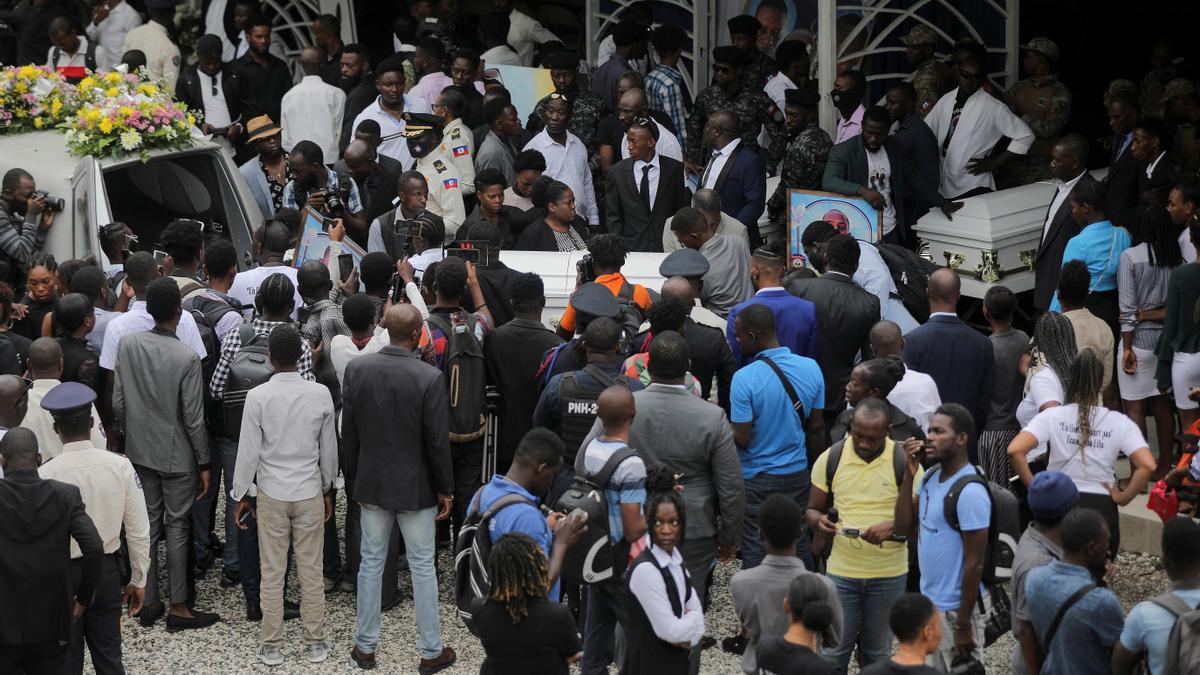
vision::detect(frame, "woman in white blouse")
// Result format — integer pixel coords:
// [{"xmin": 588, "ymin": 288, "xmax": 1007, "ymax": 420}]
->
[
  {"xmin": 1009, "ymin": 349, "xmax": 1156, "ymax": 558},
  {"xmin": 1016, "ymin": 312, "xmax": 1077, "ymax": 428}
]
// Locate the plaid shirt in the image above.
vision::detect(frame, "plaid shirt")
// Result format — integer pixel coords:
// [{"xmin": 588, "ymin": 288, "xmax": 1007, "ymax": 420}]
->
[
  {"xmin": 281, "ymin": 167, "xmax": 363, "ymax": 214},
  {"xmin": 645, "ymin": 64, "xmax": 688, "ymax": 149},
  {"xmin": 210, "ymin": 318, "xmax": 315, "ymax": 399},
  {"xmin": 298, "ymin": 299, "xmax": 349, "ymax": 348}
]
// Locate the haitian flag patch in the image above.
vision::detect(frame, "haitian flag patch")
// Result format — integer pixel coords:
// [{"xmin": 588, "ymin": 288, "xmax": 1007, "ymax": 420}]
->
[
  {"xmin": 443, "ymin": 177, "xmax": 459, "ymax": 189},
  {"xmin": 452, "ymin": 145, "xmax": 470, "ymax": 157}
]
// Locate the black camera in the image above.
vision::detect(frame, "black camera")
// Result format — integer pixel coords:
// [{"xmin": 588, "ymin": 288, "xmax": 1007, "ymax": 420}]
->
[
  {"xmin": 948, "ymin": 655, "xmax": 985, "ymax": 675},
  {"xmin": 324, "ymin": 176, "xmax": 350, "ymax": 217},
  {"xmin": 35, "ymin": 190, "xmax": 65, "ymax": 212},
  {"xmin": 444, "ymin": 243, "xmax": 480, "ymax": 264},
  {"xmin": 392, "ymin": 218, "xmax": 421, "ymax": 258},
  {"xmin": 576, "ymin": 253, "xmax": 596, "ymax": 284}
]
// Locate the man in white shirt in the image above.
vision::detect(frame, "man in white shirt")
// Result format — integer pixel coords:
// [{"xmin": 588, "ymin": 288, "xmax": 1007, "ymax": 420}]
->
[
  {"xmin": 925, "ymin": 54, "xmax": 1034, "ymax": 199},
  {"xmin": 281, "ymin": 47, "xmax": 347, "ymax": 167},
  {"xmin": 869, "ymin": 320, "xmax": 941, "ymax": 433},
  {"xmin": 351, "ymin": 56, "xmax": 428, "ymax": 170},
  {"xmin": 614, "ymin": 88, "xmax": 683, "ymax": 164},
  {"xmin": 229, "ymin": 221, "xmax": 304, "ymax": 319},
  {"xmin": 231, "ymin": 325, "xmax": 337, "ymax": 667},
  {"xmin": 478, "ymin": 12, "xmax": 521, "ymax": 67},
  {"xmin": 407, "ymin": 36, "xmax": 453, "ymax": 113},
  {"xmin": 37, "ymin": 382, "xmax": 150, "ymax": 675},
  {"xmin": 496, "ymin": 0, "xmax": 559, "ymax": 66},
  {"xmin": 23, "ymin": 339, "xmax": 106, "ymax": 462},
  {"xmin": 122, "ymin": 4, "xmax": 181, "ymax": 90},
  {"xmin": 175, "ymin": 35, "xmax": 244, "ymax": 159},
  {"xmin": 523, "ymin": 95, "xmax": 600, "ymax": 226},
  {"xmin": 99, "ymin": 253, "xmax": 207, "ymax": 372},
  {"xmin": 86, "ymin": 0, "xmax": 141, "ymax": 70},
  {"xmin": 46, "ymin": 18, "xmax": 106, "ymax": 76}
]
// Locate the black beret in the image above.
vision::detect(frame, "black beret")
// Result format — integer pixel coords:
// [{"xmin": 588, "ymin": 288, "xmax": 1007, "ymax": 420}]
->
[
  {"xmin": 727, "ymin": 15, "xmax": 761, "ymax": 36},
  {"xmin": 785, "ymin": 88, "xmax": 821, "ymax": 107},
  {"xmin": 712, "ymin": 46, "xmax": 747, "ymax": 66}
]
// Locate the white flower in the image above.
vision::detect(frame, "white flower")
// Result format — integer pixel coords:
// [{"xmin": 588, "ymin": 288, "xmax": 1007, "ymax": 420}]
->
[{"xmin": 120, "ymin": 129, "xmax": 141, "ymax": 150}]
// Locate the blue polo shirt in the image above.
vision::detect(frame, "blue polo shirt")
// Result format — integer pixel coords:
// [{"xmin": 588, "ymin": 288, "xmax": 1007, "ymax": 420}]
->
[
  {"xmin": 1050, "ymin": 220, "xmax": 1131, "ymax": 311},
  {"xmin": 477, "ymin": 474, "xmax": 559, "ymax": 600},
  {"xmin": 917, "ymin": 463, "xmax": 991, "ymax": 610},
  {"xmin": 730, "ymin": 346, "xmax": 824, "ymax": 479},
  {"xmin": 726, "ymin": 288, "xmax": 821, "ymax": 366}
]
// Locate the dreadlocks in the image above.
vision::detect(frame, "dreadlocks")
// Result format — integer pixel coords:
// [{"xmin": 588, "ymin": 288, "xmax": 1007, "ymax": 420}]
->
[
  {"xmin": 1033, "ymin": 312, "xmax": 1076, "ymax": 387},
  {"xmin": 486, "ymin": 532, "xmax": 549, "ymax": 624},
  {"xmin": 1131, "ymin": 205, "xmax": 1184, "ymax": 268},
  {"xmin": 643, "ymin": 464, "xmax": 687, "ymax": 550},
  {"xmin": 1065, "ymin": 348, "xmax": 1105, "ymax": 456}
]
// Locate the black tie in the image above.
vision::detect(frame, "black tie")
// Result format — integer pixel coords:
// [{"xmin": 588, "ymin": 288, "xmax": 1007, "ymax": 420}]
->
[{"xmin": 640, "ymin": 164, "xmax": 651, "ymax": 210}]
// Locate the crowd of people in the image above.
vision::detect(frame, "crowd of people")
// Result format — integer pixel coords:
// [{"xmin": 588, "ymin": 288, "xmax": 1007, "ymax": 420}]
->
[{"xmin": 2, "ymin": 0, "xmax": 1200, "ymax": 674}]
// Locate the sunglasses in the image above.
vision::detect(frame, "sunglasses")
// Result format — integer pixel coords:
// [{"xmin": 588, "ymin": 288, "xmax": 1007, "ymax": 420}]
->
[
  {"xmin": 548, "ymin": 92, "xmax": 571, "ymax": 103},
  {"xmin": 713, "ymin": 64, "xmax": 733, "ymax": 73}
]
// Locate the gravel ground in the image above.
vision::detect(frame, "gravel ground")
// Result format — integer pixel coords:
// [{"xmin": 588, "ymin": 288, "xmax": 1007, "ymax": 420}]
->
[{"xmin": 111, "ymin": 495, "xmax": 1170, "ymax": 675}]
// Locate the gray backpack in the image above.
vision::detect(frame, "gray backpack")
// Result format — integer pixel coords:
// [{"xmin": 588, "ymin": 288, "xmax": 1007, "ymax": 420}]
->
[{"xmin": 1150, "ymin": 590, "xmax": 1200, "ymax": 675}]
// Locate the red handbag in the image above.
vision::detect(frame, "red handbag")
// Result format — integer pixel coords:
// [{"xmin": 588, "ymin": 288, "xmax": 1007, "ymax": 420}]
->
[{"xmin": 1147, "ymin": 479, "xmax": 1180, "ymax": 523}]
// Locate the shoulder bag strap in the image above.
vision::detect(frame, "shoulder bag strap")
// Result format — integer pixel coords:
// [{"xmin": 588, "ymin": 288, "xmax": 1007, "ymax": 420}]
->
[
  {"xmin": 759, "ymin": 355, "xmax": 805, "ymax": 421},
  {"xmin": 581, "ymin": 363, "xmax": 617, "ymax": 388},
  {"xmin": 1149, "ymin": 591, "xmax": 1194, "ymax": 618},
  {"xmin": 1042, "ymin": 584, "xmax": 1095, "ymax": 651},
  {"xmin": 589, "ymin": 446, "xmax": 638, "ymax": 489},
  {"xmin": 824, "ymin": 437, "xmax": 847, "ymax": 503},
  {"xmin": 481, "ymin": 492, "xmax": 534, "ymax": 521},
  {"xmin": 1087, "ymin": 231, "xmax": 1118, "ymax": 296}
]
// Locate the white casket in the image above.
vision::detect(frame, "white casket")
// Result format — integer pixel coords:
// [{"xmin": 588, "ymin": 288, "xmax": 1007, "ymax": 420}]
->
[{"xmin": 914, "ymin": 180, "xmax": 1056, "ymax": 299}]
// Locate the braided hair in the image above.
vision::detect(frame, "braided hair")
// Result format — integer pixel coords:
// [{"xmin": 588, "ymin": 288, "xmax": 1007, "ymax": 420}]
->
[
  {"xmin": 857, "ymin": 357, "xmax": 906, "ymax": 397},
  {"xmin": 1032, "ymin": 312, "xmax": 1076, "ymax": 386},
  {"xmin": 485, "ymin": 532, "xmax": 550, "ymax": 624},
  {"xmin": 254, "ymin": 272, "xmax": 296, "ymax": 317},
  {"xmin": 1064, "ymin": 348, "xmax": 1105, "ymax": 457},
  {"xmin": 1131, "ymin": 205, "xmax": 1184, "ymax": 268}
]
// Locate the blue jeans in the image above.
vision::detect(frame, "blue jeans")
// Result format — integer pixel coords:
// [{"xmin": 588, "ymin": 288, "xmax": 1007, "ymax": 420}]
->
[
  {"xmin": 237, "ymin": 495, "xmax": 261, "ymax": 607},
  {"xmin": 828, "ymin": 573, "xmax": 908, "ymax": 673},
  {"xmin": 581, "ymin": 579, "xmax": 627, "ymax": 675},
  {"xmin": 356, "ymin": 504, "xmax": 442, "ymax": 658},
  {"xmin": 741, "ymin": 469, "xmax": 811, "ymax": 570},
  {"xmin": 192, "ymin": 436, "xmax": 238, "ymax": 572}
]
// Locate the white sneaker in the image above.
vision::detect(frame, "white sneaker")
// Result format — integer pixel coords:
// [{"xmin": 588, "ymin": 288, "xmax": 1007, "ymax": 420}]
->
[
  {"xmin": 306, "ymin": 642, "xmax": 330, "ymax": 663},
  {"xmin": 257, "ymin": 645, "xmax": 284, "ymax": 666}
]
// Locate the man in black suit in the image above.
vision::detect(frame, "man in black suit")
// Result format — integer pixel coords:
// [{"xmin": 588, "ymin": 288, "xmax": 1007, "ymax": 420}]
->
[
  {"xmin": 1103, "ymin": 91, "xmax": 1143, "ymax": 231},
  {"xmin": 342, "ymin": 304, "xmax": 456, "ymax": 673},
  {"xmin": 0, "ymin": 426, "xmax": 104, "ymax": 673},
  {"xmin": 699, "ymin": 110, "xmax": 767, "ymax": 248},
  {"xmin": 462, "ymin": 219, "xmax": 522, "ymax": 328},
  {"xmin": 1034, "ymin": 133, "xmax": 1095, "ymax": 312},
  {"xmin": 605, "ymin": 117, "xmax": 690, "ymax": 252},
  {"xmin": 176, "ymin": 34, "xmax": 246, "ymax": 161},
  {"xmin": 903, "ymin": 269, "xmax": 994, "ymax": 457},
  {"xmin": 822, "ymin": 105, "xmax": 959, "ymax": 246},
  {"xmin": 1133, "ymin": 116, "xmax": 1180, "ymax": 209},
  {"xmin": 785, "ymin": 235, "xmax": 880, "ymax": 435}
]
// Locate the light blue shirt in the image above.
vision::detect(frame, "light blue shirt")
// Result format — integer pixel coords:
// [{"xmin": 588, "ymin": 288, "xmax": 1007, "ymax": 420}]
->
[
  {"xmin": 730, "ymin": 346, "xmax": 824, "ymax": 479},
  {"xmin": 1119, "ymin": 588, "xmax": 1200, "ymax": 675},
  {"xmin": 1050, "ymin": 220, "xmax": 1131, "ymax": 312},
  {"xmin": 1026, "ymin": 561, "xmax": 1124, "ymax": 675},
  {"xmin": 477, "ymin": 474, "xmax": 558, "ymax": 600},
  {"xmin": 917, "ymin": 463, "xmax": 991, "ymax": 610},
  {"xmin": 88, "ymin": 307, "xmax": 118, "ymax": 357},
  {"xmin": 581, "ymin": 438, "xmax": 646, "ymax": 542}
]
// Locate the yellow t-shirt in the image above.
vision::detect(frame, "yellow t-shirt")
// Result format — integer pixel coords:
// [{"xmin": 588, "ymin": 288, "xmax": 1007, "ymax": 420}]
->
[{"xmin": 811, "ymin": 438, "xmax": 923, "ymax": 579}]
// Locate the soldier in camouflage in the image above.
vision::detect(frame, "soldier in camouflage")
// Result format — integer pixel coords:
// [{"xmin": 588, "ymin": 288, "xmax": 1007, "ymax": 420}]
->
[
  {"xmin": 1003, "ymin": 37, "xmax": 1072, "ymax": 185},
  {"xmin": 686, "ymin": 46, "xmax": 786, "ymax": 173},
  {"xmin": 728, "ymin": 15, "xmax": 775, "ymax": 90},
  {"xmin": 526, "ymin": 49, "xmax": 609, "ymax": 173},
  {"xmin": 900, "ymin": 25, "xmax": 956, "ymax": 117},
  {"xmin": 768, "ymin": 88, "xmax": 832, "ymax": 223}
]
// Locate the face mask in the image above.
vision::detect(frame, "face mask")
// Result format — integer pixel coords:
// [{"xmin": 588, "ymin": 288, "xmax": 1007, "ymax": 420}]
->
[
  {"xmin": 830, "ymin": 85, "xmax": 864, "ymax": 116},
  {"xmin": 407, "ymin": 137, "xmax": 434, "ymax": 158}
]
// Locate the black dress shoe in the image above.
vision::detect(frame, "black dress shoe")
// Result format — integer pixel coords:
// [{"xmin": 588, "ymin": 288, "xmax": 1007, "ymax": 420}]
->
[
  {"xmin": 380, "ymin": 595, "xmax": 402, "ymax": 613},
  {"xmin": 284, "ymin": 600, "xmax": 301, "ymax": 621},
  {"xmin": 138, "ymin": 602, "xmax": 164, "ymax": 627},
  {"xmin": 166, "ymin": 610, "xmax": 220, "ymax": 632},
  {"xmin": 246, "ymin": 604, "xmax": 263, "ymax": 622},
  {"xmin": 219, "ymin": 569, "xmax": 241, "ymax": 588},
  {"xmin": 720, "ymin": 635, "xmax": 746, "ymax": 654}
]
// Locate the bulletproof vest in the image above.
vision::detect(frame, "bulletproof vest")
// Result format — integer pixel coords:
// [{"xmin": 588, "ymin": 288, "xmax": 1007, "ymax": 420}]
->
[{"xmin": 557, "ymin": 364, "xmax": 632, "ymax": 464}]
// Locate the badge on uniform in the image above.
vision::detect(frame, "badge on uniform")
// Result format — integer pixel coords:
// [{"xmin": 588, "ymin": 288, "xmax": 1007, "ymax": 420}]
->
[
  {"xmin": 443, "ymin": 177, "xmax": 459, "ymax": 189},
  {"xmin": 434, "ymin": 159, "xmax": 447, "ymax": 172},
  {"xmin": 452, "ymin": 145, "xmax": 469, "ymax": 157},
  {"xmin": 450, "ymin": 128, "xmax": 462, "ymax": 140}
]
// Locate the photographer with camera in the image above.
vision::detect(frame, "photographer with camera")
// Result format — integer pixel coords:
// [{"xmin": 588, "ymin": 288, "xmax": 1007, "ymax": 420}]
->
[
  {"xmin": 281, "ymin": 140, "xmax": 368, "ymax": 241},
  {"xmin": 0, "ymin": 168, "xmax": 56, "ymax": 295},
  {"xmin": 367, "ymin": 171, "xmax": 446, "ymax": 274},
  {"xmin": 555, "ymin": 234, "xmax": 652, "ymax": 341}
]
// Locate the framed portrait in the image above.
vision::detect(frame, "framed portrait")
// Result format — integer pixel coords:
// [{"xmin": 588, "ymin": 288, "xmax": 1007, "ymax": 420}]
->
[
  {"xmin": 293, "ymin": 207, "xmax": 366, "ymax": 269},
  {"xmin": 785, "ymin": 190, "xmax": 882, "ymax": 269}
]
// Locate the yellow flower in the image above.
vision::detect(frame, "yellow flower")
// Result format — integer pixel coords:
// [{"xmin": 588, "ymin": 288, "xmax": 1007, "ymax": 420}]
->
[
  {"xmin": 33, "ymin": 118, "xmax": 42, "ymax": 129},
  {"xmin": 50, "ymin": 98, "xmax": 62, "ymax": 115},
  {"xmin": 187, "ymin": 114, "xmax": 195, "ymax": 126},
  {"xmin": 99, "ymin": 118, "xmax": 114, "ymax": 134},
  {"xmin": 106, "ymin": 87, "xmax": 119, "ymax": 97},
  {"xmin": 103, "ymin": 72, "xmax": 121, "ymax": 84},
  {"xmin": 84, "ymin": 109, "xmax": 101, "ymax": 123},
  {"xmin": 79, "ymin": 76, "xmax": 96, "ymax": 91},
  {"xmin": 119, "ymin": 106, "xmax": 135, "ymax": 118},
  {"xmin": 17, "ymin": 66, "xmax": 38, "ymax": 79},
  {"xmin": 14, "ymin": 82, "xmax": 26, "ymax": 94},
  {"xmin": 138, "ymin": 84, "xmax": 158, "ymax": 96}
]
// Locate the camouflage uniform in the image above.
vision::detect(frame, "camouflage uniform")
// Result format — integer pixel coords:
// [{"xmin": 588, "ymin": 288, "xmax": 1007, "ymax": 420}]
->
[
  {"xmin": 912, "ymin": 57, "xmax": 956, "ymax": 117},
  {"xmin": 767, "ymin": 122, "xmax": 833, "ymax": 220},
  {"xmin": 687, "ymin": 83, "xmax": 787, "ymax": 169},
  {"xmin": 1003, "ymin": 74, "xmax": 1071, "ymax": 184},
  {"xmin": 742, "ymin": 51, "xmax": 777, "ymax": 91}
]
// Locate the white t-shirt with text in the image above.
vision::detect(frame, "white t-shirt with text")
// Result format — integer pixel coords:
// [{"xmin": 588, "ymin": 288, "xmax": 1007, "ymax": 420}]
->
[{"xmin": 1023, "ymin": 404, "xmax": 1148, "ymax": 495}]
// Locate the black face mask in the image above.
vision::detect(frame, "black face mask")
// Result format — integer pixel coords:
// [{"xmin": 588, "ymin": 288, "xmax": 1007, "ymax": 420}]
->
[
  {"xmin": 830, "ymin": 85, "xmax": 865, "ymax": 117},
  {"xmin": 407, "ymin": 136, "xmax": 435, "ymax": 159}
]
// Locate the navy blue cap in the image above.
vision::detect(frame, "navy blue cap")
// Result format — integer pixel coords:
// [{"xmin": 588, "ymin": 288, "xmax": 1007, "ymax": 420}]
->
[
  {"xmin": 569, "ymin": 282, "xmax": 622, "ymax": 321},
  {"xmin": 40, "ymin": 382, "xmax": 96, "ymax": 416},
  {"xmin": 1027, "ymin": 470, "xmax": 1080, "ymax": 521},
  {"xmin": 659, "ymin": 248, "xmax": 710, "ymax": 279}
]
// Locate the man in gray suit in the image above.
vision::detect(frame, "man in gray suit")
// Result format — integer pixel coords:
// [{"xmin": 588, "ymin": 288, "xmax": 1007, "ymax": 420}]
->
[
  {"xmin": 605, "ymin": 117, "xmax": 690, "ymax": 252},
  {"xmin": 113, "ymin": 278, "xmax": 218, "ymax": 630},
  {"xmin": 579, "ymin": 330, "xmax": 744, "ymax": 594}
]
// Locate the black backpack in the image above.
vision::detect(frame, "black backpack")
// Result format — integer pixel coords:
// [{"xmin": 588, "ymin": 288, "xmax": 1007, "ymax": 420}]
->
[
  {"xmin": 613, "ymin": 283, "xmax": 647, "ymax": 356},
  {"xmin": 874, "ymin": 242, "xmax": 938, "ymax": 323},
  {"xmin": 183, "ymin": 287, "xmax": 244, "ymax": 428},
  {"xmin": 426, "ymin": 312, "xmax": 487, "ymax": 443},
  {"xmin": 553, "ymin": 445, "xmax": 638, "ymax": 584},
  {"xmin": 51, "ymin": 40, "xmax": 97, "ymax": 72},
  {"xmin": 454, "ymin": 490, "xmax": 535, "ymax": 635},
  {"xmin": 221, "ymin": 325, "xmax": 273, "ymax": 439},
  {"xmin": 824, "ymin": 437, "xmax": 906, "ymax": 504}
]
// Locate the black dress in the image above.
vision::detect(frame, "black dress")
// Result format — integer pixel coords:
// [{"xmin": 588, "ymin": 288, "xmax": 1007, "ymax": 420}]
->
[
  {"xmin": 470, "ymin": 596, "xmax": 581, "ymax": 675},
  {"xmin": 57, "ymin": 336, "xmax": 99, "ymax": 393},
  {"xmin": 623, "ymin": 548, "xmax": 693, "ymax": 675},
  {"xmin": 755, "ymin": 635, "xmax": 838, "ymax": 675},
  {"xmin": 12, "ymin": 296, "xmax": 55, "ymax": 341}
]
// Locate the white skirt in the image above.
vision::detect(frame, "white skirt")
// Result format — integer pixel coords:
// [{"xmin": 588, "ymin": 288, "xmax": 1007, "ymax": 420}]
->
[
  {"xmin": 1119, "ymin": 345, "xmax": 1162, "ymax": 401},
  {"xmin": 1172, "ymin": 351, "xmax": 1200, "ymax": 409}
]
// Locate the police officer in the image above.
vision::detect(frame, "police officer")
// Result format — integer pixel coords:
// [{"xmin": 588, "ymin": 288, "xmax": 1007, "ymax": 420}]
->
[
  {"xmin": 656, "ymin": 248, "xmax": 721, "ymax": 329},
  {"xmin": 687, "ymin": 46, "xmax": 786, "ymax": 173},
  {"xmin": 899, "ymin": 25, "xmax": 955, "ymax": 117},
  {"xmin": 727, "ymin": 15, "xmax": 775, "ymax": 90},
  {"xmin": 1004, "ymin": 37, "xmax": 1072, "ymax": 185},
  {"xmin": 767, "ymin": 88, "xmax": 832, "ymax": 223},
  {"xmin": 537, "ymin": 282, "xmax": 623, "ymax": 385},
  {"xmin": 434, "ymin": 89, "xmax": 477, "ymax": 197},
  {"xmin": 38, "ymin": 382, "xmax": 150, "ymax": 675},
  {"xmin": 401, "ymin": 112, "xmax": 466, "ymax": 240}
]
